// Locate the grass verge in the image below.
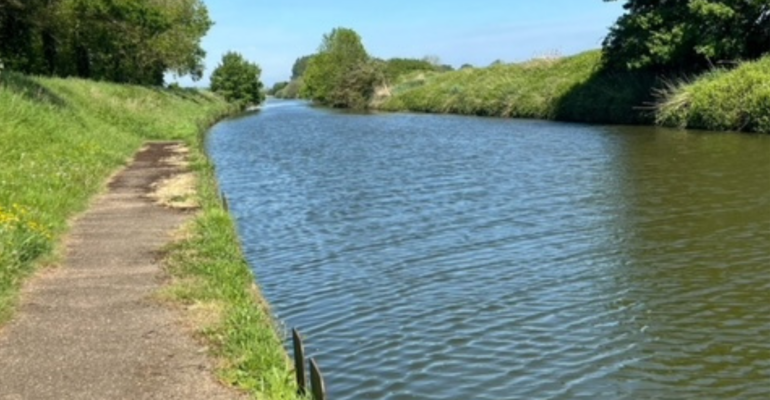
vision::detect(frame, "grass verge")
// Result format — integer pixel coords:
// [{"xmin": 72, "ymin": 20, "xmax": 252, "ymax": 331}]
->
[
  {"xmin": 161, "ymin": 146, "xmax": 300, "ymax": 399},
  {"xmin": 0, "ymin": 71, "xmax": 229, "ymax": 321},
  {"xmin": 656, "ymin": 56, "xmax": 770, "ymax": 133},
  {"xmin": 0, "ymin": 71, "xmax": 299, "ymax": 398}
]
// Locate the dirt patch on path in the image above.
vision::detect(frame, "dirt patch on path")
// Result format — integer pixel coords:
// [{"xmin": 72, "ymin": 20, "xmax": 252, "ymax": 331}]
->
[{"xmin": 0, "ymin": 142, "xmax": 244, "ymax": 400}]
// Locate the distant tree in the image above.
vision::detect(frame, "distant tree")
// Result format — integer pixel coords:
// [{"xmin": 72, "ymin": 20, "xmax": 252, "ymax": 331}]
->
[
  {"xmin": 302, "ymin": 27, "xmax": 381, "ymax": 108},
  {"xmin": 602, "ymin": 0, "xmax": 770, "ymax": 72},
  {"xmin": 276, "ymin": 78, "xmax": 303, "ymax": 99},
  {"xmin": 382, "ymin": 58, "xmax": 437, "ymax": 82},
  {"xmin": 422, "ymin": 55, "xmax": 441, "ymax": 66},
  {"xmin": 460, "ymin": 63, "xmax": 474, "ymax": 69},
  {"xmin": 267, "ymin": 81, "xmax": 289, "ymax": 96},
  {"xmin": 291, "ymin": 55, "xmax": 313, "ymax": 79},
  {"xmin": 210, "ymin": 52, "xmax": 264, "ymax": 106}
]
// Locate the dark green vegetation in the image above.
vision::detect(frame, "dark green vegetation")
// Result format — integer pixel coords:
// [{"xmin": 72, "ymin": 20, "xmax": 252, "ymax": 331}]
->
[
  {"xmin": 289, "ymin": 2, "xmax": 770, "ymax": 132},
  {"xmin": 210, "ymin": 52, "xmax": 265, "ymax": 107},
  {"xmin": 295, "ymin": 27, "xmax": 450, "ymax": 107},
  {"xmin": 273, "ymin": 55, "xmax": 312, "ymax": 99},
  {"xmin": 602, "ymin": 0, "xmax": 770, "ymax": 72},
  {"xmin": 0, "ymin": 74, "xmax": 299, "ymax": 398},
  {"xmin": 379, "ymin": 57, "xmax": 451, "ymax": 84},
  {"xmin": 301, "ymin": 27, "xmax": 375, "ymax": 109},
  {"xmin": 267, "ymin": 81, "xmax": 289, "ymax": 96},
  {"xmin": 0, "ymin": 0, "xmax": 211, "ymax": 85},
  {"xmin": 657, "ymin": 56, "xmax": 770, "ymax": 132}
]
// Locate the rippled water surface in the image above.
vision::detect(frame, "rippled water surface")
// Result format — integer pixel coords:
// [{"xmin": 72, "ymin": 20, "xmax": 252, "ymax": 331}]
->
[{"xmin": 207, "ymin": 100, "xmax": 770, "ymax": 399}]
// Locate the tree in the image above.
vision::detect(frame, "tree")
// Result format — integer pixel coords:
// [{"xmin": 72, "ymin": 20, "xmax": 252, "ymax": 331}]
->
[
  {"xmin": 267, "ymin": 81, "xmax": 289, "ymax": 96},
  {"xmin": 0, "ymin": 0, "xmax": 212, "ymax": 85},
  {"xmin": 275, "ymin": 78, "xmax": 303, "ymax": 99},
  {"xmin": 301, "ymin": 27, "xmax": 380, "ymax": 108},
  {"xmin": 602, "ymin": 0, "xmax": 770, "ymax": 72},
  {"xmin": 209, "ymin": 51, "xmax": 264, "ymax": 106},
  {"xmin": 290, "ymin": 55, "xmax": 313, "ymax": 79},
  {"xmin": 382, "ymin": 58, "xmax": 438, "ymax": 83}
]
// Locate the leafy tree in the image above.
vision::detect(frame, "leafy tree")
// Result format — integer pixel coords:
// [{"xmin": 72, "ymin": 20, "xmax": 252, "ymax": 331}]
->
[
  {"xmin": 603, "ymin": 0, "xmax": 770, "ymax": 72},
  {"xmin": 0, "ymin": 0, "xmax": 60, "ymax": 75},
  {"xmin": 0, "ymin": 0, "xmax": 212, "ymax": 85},
  {"xmin": 301, "ymin": 27, "xmax": 380, "ymax": 108},
  {"xmin": 210, "ymin": 51, "xmax": 264, "ymax": 106}
]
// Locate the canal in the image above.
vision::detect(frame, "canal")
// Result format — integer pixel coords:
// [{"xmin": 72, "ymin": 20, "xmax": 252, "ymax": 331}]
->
[{"xmin": 207, "ymin": 99, "xmax": 770, "ymax": 399}]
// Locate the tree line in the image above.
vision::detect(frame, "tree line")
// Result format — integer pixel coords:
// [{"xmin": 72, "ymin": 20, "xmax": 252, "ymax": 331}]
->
[
  {"xmin": 603, "ymin": 0, "xmax": 770, "ymax": 72},
  {"xmin": 0, "ymin": 0, "xmax": 211, "ymax": 85},
  {"xmin": 269, "ymin": 29, "xmax": 453, "ymax": 108},
  {"xmin": 278, "ymin": 1, "xmax": 770, "ymax": 110}
]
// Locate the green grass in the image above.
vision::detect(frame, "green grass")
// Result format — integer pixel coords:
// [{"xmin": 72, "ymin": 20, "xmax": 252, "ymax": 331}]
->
[
  {"xmin": 162, "ymin": 153, "xmax": 300, "ymax": 399},
  {"xmin": 378, "ymin": 49, "xmax": 770, "ymax": 133},
  {"xmin": 0, "ymin": 71, "xmax": 299, "ymax": 399},
  {"xmin": 379, "ymin": 51, "xmax": 656, "ymax": 124},
  {"xmin": 0, "ymin": 72, "xmax": 232, "ymax": 320},
  {"xmin": 657, "ymin": 56, "xmax": 770, "ymax": 133}
]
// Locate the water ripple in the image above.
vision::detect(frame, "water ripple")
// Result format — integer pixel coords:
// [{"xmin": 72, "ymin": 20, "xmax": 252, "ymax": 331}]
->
[{"xmin": 208, "ymin": 100, "xmax": 770, "ymax": 400}]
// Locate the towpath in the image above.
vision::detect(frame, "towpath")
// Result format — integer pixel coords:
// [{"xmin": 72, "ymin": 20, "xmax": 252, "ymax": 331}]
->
[{"xmin": 0, "ymin": 142, "xmax": 243, "ymax": 400}]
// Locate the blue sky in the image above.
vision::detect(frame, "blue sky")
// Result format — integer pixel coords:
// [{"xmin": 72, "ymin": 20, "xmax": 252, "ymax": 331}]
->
[{"xmin": 174, "ymin": 1, "xmax": 626, "ymax": 87}]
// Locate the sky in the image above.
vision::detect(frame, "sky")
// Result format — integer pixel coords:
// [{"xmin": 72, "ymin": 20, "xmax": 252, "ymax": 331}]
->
[{"xmin": 171, "ymin": 1, "xmax": 627, "ymax": 87}]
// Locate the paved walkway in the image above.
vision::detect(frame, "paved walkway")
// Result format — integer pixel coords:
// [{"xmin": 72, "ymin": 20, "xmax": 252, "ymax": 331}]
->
[{"xmin": 0, "ymin": 142, "xmax": 243, "ymax": 400}]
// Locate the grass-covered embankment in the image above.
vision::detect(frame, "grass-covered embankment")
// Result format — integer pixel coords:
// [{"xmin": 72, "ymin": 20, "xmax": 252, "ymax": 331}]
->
[
  {"xmin": 0, "ymin": 72, "xmax": 299, "ymax": 398},
  {"xmin": 162, "ymin": 152, "xmax": 300, "ymax": 398},
  {"xmin": 657, "ymin": 56, "xmax": 770, "ymax": 133},
  {"xmin": 378, "ymin": 50, "xmax": 770, "ymax": 133},
  {"xmin": 0, "ymin": 72, "xmax": 230, "ymax": 319},
  {"xmin": 377, "ymin": 51, "xmax": 658, "ymax": 125}
]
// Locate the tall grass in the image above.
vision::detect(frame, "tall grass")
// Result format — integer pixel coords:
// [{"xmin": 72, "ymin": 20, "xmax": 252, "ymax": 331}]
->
[
  {"xmin": 379, "ymin": 51, "xmax": 601, "ymax": 118},
  {"xmin": 379, "ymin": 51, "xmax": 655, "ymax": 124},
  {"xmin": 379, "ymin": 49, "xmax": 770, "ymax": 133},
  {"xmin": 657, "ymin": 57, "xmax": 770, "ymax": 133}
]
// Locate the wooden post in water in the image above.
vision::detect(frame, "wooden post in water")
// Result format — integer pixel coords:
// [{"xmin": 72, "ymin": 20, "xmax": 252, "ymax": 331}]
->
[
  {"xmin": 309, "ymin": 358, "xmax": 326, "ymax": 400},
  {"xmin": 292, "ymin": 329, "xmax": 307, "ymax": 395}
]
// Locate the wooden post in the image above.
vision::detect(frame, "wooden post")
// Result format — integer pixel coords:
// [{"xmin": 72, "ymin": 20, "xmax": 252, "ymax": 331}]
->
[
  {"xmin": 220, "ymin": 192, "xmax": 229, "ymax": 211},
  {"xmin": 292, "ymin": 329, "xmax": 307, "ymax": 396},
  {"xmin": 309, "ymin": 358, "xmax": 326, "ymax": 400}
]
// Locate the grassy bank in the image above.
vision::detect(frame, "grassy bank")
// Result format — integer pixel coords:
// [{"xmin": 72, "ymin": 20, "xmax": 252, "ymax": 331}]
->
[
  {"xmin": 0, "ymin": 72, "xmax": 298, "ymax": 398},
  {"xmin": 0, "ymin": 72, "xmax": 227, "ymax": 319},
  {"xmin": 161, "ymin": 148, "xmax": 299, "ymax": 398},
  {"xmin": 657, "ymin": 56, "xmax": 770, "ymax": 133},
  {"xmin": 378, "ymin": 51, "xmax": 658, "ymax": 125},
  {"xmin": 378, "ymin": 50, "xmax": 770, "ymax": 133}
]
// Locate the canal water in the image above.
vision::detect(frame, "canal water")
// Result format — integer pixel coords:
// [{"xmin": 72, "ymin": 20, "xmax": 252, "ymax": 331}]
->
[{"xmin": 207, "ymin": 99, "xmax": 770, "ymax": 400}]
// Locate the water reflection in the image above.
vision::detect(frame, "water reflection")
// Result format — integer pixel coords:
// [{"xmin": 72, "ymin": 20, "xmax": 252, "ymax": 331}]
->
[
  {"xmin": 601, "ymin": 128, "xmax": 770, "ymax": 398},
  {"xmin": 207, "ymin": 100, "xmax": 770, "ymax": 399}
]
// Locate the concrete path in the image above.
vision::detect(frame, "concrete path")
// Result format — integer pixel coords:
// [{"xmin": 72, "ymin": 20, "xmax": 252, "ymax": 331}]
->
[{"xmin": 0, "ymin": 142, "xmax": 243, "ymax": 400}]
